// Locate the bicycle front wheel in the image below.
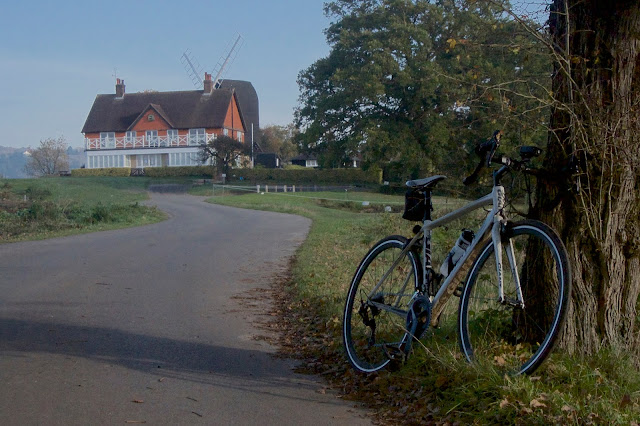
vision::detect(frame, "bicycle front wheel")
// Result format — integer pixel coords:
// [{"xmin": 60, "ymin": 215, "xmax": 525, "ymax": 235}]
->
[
  {"xmin": 343, "ymin": 235, "xmax": 422, "ymax": 373},
  {"xmin": 458, "ymin": 220, "xmax": 571, "ymax": 375}
]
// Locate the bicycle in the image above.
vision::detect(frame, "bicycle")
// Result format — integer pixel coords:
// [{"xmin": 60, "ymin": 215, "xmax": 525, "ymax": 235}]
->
[{"xmin": 342, "ymin": 131, "xmax": 572, "ymax": 375}]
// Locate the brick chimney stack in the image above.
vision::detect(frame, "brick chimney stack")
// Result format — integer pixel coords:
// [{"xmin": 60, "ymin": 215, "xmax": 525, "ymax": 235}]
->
[
  {"xmin": 203, "ymin": 73, "xmax": 213, "ymax": 94},
  {"xmin": 116, "ymin": 78, "xmax": 125, "ymax": 98}
]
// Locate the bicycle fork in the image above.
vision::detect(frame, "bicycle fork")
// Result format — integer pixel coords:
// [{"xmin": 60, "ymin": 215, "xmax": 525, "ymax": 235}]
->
[{"xmin": 492, "ymin": 213, "xmax": 525, "ymax": 309}]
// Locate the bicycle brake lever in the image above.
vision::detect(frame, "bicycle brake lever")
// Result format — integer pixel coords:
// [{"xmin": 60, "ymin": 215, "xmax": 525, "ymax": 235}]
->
[
  {"xmin": 463, "ymin": 158, "xmax": 484, "ymax": 185},
  {"xmin": 464, "ymin": 130, "xmax": 502, "ymax": 185}
]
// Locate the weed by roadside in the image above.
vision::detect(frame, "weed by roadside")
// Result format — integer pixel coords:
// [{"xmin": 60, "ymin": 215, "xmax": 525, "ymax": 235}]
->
[{"xmin": 0, "ymin": 178, "xmax": 165, "ymax": 242}]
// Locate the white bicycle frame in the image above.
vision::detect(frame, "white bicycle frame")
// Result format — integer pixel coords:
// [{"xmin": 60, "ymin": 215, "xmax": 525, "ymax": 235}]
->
[{"xmin": 368, "ymin": 184, "xmax": 525, "ymax": 327}]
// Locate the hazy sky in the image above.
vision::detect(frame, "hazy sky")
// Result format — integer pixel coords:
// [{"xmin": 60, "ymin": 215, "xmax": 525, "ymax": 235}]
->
[{"xmin": 0, "ymin": 1, "xmax": 331, "ymax": 149}]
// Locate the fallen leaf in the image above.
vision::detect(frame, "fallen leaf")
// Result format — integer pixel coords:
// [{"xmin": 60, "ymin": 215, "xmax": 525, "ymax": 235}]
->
[
  {"xmin": 435, "ymin": 375, "xmax": 448, "ymax": 388},
  {"xmin": 530, "ymin": 399, "xmax": 546, "ymax": 409},
  {"xmin": 620, "ymin": 394, "xmax": 632, "ymax": 408},
  {"xmin": 499, "ymin": 398, "xmax": 509, "ymax": 409},
  {"xmin": 132, "ymin": 400, "xmax": 144, "ymax": 404}
]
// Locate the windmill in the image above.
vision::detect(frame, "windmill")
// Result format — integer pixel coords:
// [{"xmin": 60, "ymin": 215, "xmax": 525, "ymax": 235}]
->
[
  {"xmin": 181, "ymin": 34, "xmax": 244, "ymax": 90},
  {"xmin": 180, "ymin": 49, "xmax": 205, "ymax": 88}
]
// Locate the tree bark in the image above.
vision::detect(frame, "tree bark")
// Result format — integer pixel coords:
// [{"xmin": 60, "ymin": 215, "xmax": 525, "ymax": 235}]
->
[{"xmin": 533, "ymin": 0, "xmax": 640, "ymax": 354}]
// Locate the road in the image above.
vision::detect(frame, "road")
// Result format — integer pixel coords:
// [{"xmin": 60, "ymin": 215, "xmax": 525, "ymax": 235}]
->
[{"xmin": 0, "ymin": 193, "xmax": 371, "ymax": 425}]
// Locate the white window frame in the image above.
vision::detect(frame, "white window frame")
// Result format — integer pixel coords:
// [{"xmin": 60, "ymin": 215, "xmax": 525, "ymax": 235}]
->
[
  {"xmin": 125, "ymin": 131, "xmax": 136, "ymax": 143},
  {"xmin": 146, "ymin": 130, "xmax": 158, "ymax": 147},
  {"xmin": 237, "ymin": 132, "xmax": 243, "ymax": 142},
  {"xmin": 189, "ymin": 128, "xmax": 206, "ymax": 145},
  {"xmin": 167, "ymin": 129, "xmax": 178, "ymax": 145},
  {"xmin": 100, "ymin": 132, "xmax": 115, "ymax": 149}
]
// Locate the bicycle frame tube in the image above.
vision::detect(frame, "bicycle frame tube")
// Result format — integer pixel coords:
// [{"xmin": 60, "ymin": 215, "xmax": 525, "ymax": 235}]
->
[
  {"xmin": 428, "ymin": 186, "xmax": 519, "ymax": 324},
  {"xmin": 429, "ymin": 190, "xmax": 496, "ymax": 304},
  {"xmin": 366, "ymin": 189, "xmax": 495, "ymax": 300},
  {"xmin": 366, "ymin": 185, "xmax": 525, "ymax": 322}
]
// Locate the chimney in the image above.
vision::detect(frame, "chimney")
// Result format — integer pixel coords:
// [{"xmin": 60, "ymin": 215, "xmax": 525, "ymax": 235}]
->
[
  {"xmin": 203, "ymin": 72, "xmax": 213, "ymax": 94},
  {"xmin": 115, "ymin": 78, "xmax": 125, "ymax": 98}
]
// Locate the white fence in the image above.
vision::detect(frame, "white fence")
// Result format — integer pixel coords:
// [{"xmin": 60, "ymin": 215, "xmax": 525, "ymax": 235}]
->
[{"xmin": 85, "ymin": 134, "xmax": 216, "ymax": 150}]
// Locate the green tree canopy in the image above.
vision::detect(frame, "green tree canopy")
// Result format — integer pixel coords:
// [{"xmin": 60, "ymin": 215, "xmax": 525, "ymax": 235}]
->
[
  {"xmin": 296, "ymin": 0, "xmax": 549, "ymax": 182},
  {"xmin": 199, "ymin": 135, "xmax": 251, "ymax": 177},
  {"xmin": 259, "ymin": 124, "xmax": 299, "ymax": 163}
]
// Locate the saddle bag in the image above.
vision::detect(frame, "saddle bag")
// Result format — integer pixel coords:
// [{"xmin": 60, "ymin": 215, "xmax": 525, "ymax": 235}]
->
[{"xmin": 402, "ymin": 189, "xmax": 430, "ymax": 221}]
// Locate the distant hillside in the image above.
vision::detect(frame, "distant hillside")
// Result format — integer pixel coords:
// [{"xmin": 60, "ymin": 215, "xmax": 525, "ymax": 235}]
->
[{"xmin": 0, "ymin": 146, "xmax": 85, "ymax": 179}]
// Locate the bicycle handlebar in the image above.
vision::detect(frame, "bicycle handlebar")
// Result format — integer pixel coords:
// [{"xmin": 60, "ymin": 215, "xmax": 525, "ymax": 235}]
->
[
  {"xmin": 463, "ymin": 130, "xmax": 503, "ymax": 186},
  {"xmin": 463, "ymin": 131, "xmax": 541, "ymax": 186}
]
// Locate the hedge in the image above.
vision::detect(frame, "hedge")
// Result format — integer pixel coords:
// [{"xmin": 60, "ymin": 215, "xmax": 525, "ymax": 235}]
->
[
  {"xmin": 228, "ymin": 168, "xmax": 382, "ymax": 185},
  {"xmin": 142, "ymin": 166, "xmax": 214, "ymax": 178},
  {"xmin": 71, "ymin": 168, "xmax": 131, "ymax": 177},
  {"xmin": 70, "ymin": 166, "xmax": 382, "ymax": 184}
]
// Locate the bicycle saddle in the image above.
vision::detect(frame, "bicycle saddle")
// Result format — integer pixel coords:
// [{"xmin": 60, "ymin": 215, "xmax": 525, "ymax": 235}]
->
[{"xmin": 406, "ymin": 175, "xmax": 446, "ymax": 189}]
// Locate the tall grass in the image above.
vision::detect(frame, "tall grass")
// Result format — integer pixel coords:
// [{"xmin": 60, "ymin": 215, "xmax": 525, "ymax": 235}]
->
[
  {"xmin": 207, "ymin": 190, "xmax": 640, "ymax": 424},
  {"xmin": 0, "ymin": 177, "xmax": 167, "ymax": 242}
]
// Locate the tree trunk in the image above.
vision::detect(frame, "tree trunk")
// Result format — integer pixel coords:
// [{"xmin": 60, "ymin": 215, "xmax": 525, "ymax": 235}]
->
[{"xmin": 533, "ymin": 0, "xmax": 640, "ymax": 355}]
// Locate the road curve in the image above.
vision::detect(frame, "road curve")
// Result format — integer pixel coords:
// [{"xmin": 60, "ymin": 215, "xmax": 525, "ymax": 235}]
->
[{"xmin": 0, "ymin": 193, "xmax": 371, "ymax": 425}]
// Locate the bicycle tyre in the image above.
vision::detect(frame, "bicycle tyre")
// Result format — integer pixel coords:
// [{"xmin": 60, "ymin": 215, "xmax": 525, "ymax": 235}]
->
[
  {"xmin": 343, "ymin": 235, "xmax": 422, "ymax": 373},
  {"xmin": 458, "ymin": 219, "xmax": 571, "ymax": 375}
]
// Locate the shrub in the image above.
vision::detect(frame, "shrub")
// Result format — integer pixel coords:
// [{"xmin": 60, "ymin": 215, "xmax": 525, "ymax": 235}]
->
[
  {"xmin": 230, "ymin": 168, "xmax": 382, "ymax": 185},
  {"xmin": 90, "ymin": 203, "xmax": 111, "ymax": 223},
  {"xmin": 142, "ymin": 166, "xmax": 214, "ymax": 178},
  {"xmin": 71, "ymin": 168, "xmax": 131, "ymax": 177}
]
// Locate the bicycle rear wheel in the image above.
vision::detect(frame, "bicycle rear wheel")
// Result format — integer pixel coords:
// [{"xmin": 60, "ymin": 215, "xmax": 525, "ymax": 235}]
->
[
  {"xmin": 458, "ymin": 220, "xmax": 571, "ymax": 375},
  {"xmin": 343, "ymin": 236, "xmax": 421, "ymax": 373}
]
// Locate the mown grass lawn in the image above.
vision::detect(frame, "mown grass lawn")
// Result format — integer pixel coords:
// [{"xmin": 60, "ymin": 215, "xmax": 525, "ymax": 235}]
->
[{"xmin": 207, "ymin": 189, "xmax": 640, "ymax": 425}]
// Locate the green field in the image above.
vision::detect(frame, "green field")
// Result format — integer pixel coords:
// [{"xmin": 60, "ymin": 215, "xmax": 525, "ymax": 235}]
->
[{"xmin": 0, "ymin": 177, "xmax": 168, "ymax": 242}]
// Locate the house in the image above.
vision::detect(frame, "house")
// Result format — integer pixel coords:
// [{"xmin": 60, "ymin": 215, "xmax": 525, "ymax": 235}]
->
[
  {"xmin": 81, "ymin": 74, "xmax": 259, "ymax": 169},
  {"xmin": 348, "ymin": 155, "xmax": 362, "ymax": 168},
  {"xmin": 291, "ymin": 153, "xmax": 318, "ymax": 168},
  {"xmin": 255, "ymin": 153, "xmax": 281, "ymax": 168}
]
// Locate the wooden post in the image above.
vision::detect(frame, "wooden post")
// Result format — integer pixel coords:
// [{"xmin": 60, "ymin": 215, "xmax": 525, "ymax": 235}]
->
[{"xmin": 257, "ymin": 184, "xmax": 260, "ymax": 193}]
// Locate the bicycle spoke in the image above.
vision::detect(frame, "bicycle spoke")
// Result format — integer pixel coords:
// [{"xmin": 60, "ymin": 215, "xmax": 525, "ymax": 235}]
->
[
  {"xmin": 459, "ymin": 220, "xmax": 570, "ymax": 375},
  {"xmin": 343, "ymin": 236, "xmax": 421, "ymax": 373}
]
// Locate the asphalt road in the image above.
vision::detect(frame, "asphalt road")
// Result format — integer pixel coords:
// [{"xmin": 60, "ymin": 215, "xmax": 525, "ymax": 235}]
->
[{"xmin": 0, "ymin": 193, "xmax": 371, "ymax": 425}]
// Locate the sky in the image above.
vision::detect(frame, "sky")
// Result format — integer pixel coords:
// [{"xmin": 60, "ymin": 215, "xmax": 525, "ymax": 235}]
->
[{"xmin": 0, "ymin": 0, "xmax": 332, "ymax": 149}]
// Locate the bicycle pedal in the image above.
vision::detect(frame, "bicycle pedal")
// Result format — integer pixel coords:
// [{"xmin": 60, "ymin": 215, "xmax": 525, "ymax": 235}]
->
[
  {"xmin": 454, "ymin": 285, "xmax": 463, "ymax": 297},
  {"xmin": 382, "ymin": 344, "xmax": 407, "ymax": 363}
]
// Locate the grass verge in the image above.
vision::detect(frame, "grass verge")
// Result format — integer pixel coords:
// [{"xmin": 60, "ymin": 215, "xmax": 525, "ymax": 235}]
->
[
  {"xmin": 0, "ymin": 177, "xmax": 168, "ymax": 242},
  {"xmin": 207, "ymin": 190, "xmax": 640, "ymax": 425}
]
